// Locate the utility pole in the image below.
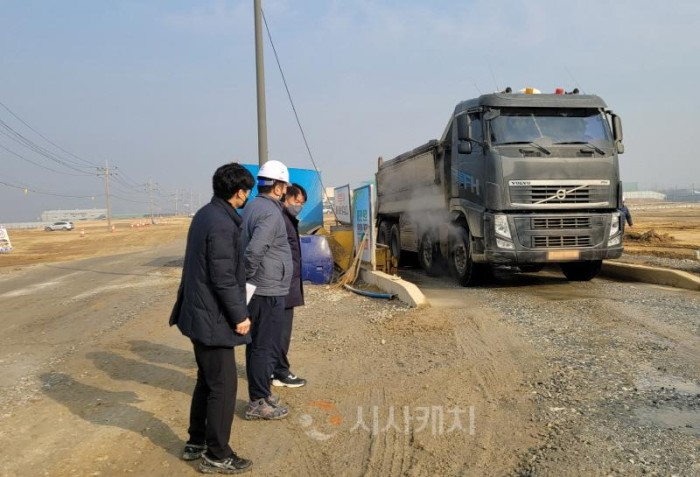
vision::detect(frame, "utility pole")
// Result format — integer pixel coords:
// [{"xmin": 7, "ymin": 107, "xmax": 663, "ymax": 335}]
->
[
  {"xmin": 147, "ymin": 179, "xmax": 157, "ymax": 224},
  {"xmin": 97, "ymin": 160, "xmax": 114, "ymax": 230},
  {"xmin": 174, "ymin": 189, "xmax": 179, "ymax": 216},
  {"xmin": 254, "ymin": 0, "xmax": 268, "ymax": 166},
  {"xmin": 190, "ymin": 189, "xmax": 194, "ymax": 216}
]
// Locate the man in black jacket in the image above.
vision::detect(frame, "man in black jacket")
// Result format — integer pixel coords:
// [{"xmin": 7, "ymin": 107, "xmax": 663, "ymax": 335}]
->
[
  {"xmin": 272, "ymin": 183, "xmax": 307, "ymax": 388},
  {"xmin": 169, "ymin": 163, "xmax": 254, "ymax": 474}
]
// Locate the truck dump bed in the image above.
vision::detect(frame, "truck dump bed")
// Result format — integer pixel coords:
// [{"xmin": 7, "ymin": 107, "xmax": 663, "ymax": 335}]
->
[{"xmin": 376, "ymin": 140, "xmax": 447, "ymax": 216}]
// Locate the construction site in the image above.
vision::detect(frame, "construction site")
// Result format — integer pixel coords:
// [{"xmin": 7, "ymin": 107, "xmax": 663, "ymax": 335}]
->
[{"xmin": 0, "ymin": 201, "xmax": 698, "ymax": 476}]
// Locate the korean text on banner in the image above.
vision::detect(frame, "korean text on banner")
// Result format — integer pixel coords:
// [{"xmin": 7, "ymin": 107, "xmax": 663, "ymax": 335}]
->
[{"xmin": 333, "ymin": 185, "xmax": 352, "ymax": 224}]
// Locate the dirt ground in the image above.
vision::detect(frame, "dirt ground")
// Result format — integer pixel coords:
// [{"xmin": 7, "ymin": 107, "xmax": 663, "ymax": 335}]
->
[
  {"xmin": 622, "ymin": 204, "xmax": 700, "ymax": 261},
  {"xmin": 0, "ymin": 208, "xmax": 698, "ymax": 476},
  {"xmin": 0, "ymin": 218, "xmax": 191, "ymax": 270},
  {"xmin": 0, "ymin": 243, "xmax": 538, "ymax": 476}
]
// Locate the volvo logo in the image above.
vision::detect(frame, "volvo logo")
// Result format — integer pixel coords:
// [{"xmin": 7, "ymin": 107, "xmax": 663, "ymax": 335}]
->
[{"xmin": 555, "ymin": 189, "xmax": 567, "ymax": 200}]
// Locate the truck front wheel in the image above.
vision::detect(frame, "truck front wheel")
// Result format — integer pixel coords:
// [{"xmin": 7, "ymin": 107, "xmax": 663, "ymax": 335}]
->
[
  {"xmin": 450, "ymin": 226, "xmax": 480, "ymax": 287},
  {"xmin": 560, "ymin": 260, "xmax": 602, "ymax": 281}
]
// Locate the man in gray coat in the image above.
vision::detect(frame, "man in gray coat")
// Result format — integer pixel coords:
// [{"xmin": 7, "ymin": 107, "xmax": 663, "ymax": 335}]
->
[{"xmin": 240, "ymin": 160, "xmax": 293, "ymax": 420}]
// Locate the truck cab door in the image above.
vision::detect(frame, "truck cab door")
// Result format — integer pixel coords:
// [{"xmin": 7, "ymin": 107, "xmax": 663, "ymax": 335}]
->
[{"xmin": 451, "ymin": 112, "xmax": 483, "ymax": 202}]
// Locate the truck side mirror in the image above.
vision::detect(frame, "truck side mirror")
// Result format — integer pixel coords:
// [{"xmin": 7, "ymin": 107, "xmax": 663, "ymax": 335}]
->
[
  {"xmin": 456, "ymin": 114, "xmax": 470, "ymax": 141},
  {"xmin": 457, "ymin": 141, "xmax": 472, "ymax": 154},
  {"xmin": 612, "ymin": 114, "xmax": 624, "ymax": 154},
  {"xmin": 456, "ymin": 114, "xmax": 472, "ymax": 154}
]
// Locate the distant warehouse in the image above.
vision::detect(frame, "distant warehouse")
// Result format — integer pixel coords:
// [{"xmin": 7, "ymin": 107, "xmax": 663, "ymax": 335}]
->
[
  {"xmin": 41, "ymin": 209, "xmax": 107, "ymax": 222},
  {"xmin": 622, "ymin": 191, "xmax": 666, "ymax": 201}
]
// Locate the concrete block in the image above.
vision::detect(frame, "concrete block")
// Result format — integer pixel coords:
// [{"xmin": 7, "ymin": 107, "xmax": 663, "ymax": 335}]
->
[
  {"xmin": 359, "ymin": 269, "xmax": 429, "ymax": 308},
  {"xmin": 601, "ymin": 261, "xmax": 700, "ymax": 292}
]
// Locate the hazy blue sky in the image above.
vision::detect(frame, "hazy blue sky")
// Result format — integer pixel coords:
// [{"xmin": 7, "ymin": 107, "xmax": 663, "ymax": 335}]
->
[{"xmin": 1, "ymin": 0, "xmax": 698, "ymax": 221}]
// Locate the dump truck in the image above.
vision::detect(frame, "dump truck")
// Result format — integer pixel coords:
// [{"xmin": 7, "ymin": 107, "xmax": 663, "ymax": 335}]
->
[{"xmin": 376, "ymin": 87, "xmax": 626, "ymax": 286}]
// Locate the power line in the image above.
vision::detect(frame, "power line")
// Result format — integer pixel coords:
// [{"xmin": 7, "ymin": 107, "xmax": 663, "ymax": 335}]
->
[
  {"xmin": 0, "ymin": 120, "xmax": 94, "ymax": 174},
  {"xmin": 261, "ymin": 9, "xmax": 338, "ymax": 220},
  {"xmin": 110, "ymin": 193, "xmax": 151, "ymax": 204},
  {"xmin": 0, "ymin": 179, "xmax": 97, "ymax": 199},
  {"xmin": 0, "ymin": 100, "xmax": 100, "ymax": 168},
  {"xmin": 0, "ymin": 101, "xmax": 179, "ymax": 213},
  {"xmin": 0, "ymin": 142, "xmax": 94, "ymax": 177},
  {"xmin": 114, "ymin": 167, "xmax": 144, "ymax": 189}
]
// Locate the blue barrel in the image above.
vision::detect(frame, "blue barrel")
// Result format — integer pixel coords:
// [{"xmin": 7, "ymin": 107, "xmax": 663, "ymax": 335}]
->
[{"xmin": 300, "ymin": 235, "xmax": 334, "ymax": 284}]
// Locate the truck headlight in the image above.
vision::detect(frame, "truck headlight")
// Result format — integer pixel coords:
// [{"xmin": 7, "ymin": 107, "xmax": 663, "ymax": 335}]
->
[
  {"xmin": 496, "ymin": 238, "xmax": 515, "ymax": 250},
  {"xmin": 609, "ymin": 211, "xmax": 621, "ymax": 237},
  {"xmin": 608, "ymin": 212, "xmax": 621, "ymax": 246},
  {"xmin": 494, "ymin": 214, "xmax": 512, "ymax": 239}
]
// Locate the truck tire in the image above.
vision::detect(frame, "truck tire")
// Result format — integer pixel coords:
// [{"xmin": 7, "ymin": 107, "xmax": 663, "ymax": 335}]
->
[
  {"xmin": 449, "ymin": 225, "xmax": 480, "ymax": 287},
  {"xmin": 418, "ymin": 231, "xmax": 443, "ymax": 276},
  {"xmin": 390, "ymin": 224, "xmax": 402, "ymax": 264},
  {"xmin": 377, "ymin": 221, "xmax": 390, "ymax": 245},
  {"xmin": 560, "ymin": 260, "xmax": 602, "ymax": 281}
]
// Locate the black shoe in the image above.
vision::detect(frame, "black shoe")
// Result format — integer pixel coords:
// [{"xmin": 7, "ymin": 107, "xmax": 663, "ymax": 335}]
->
[
  {"xmin": 272, "ymin": 373, "xmax": 307, "ymax": 388},
  {"xmin": 198, "ymin": 452, "xmax": 252, "ymax": 474},
  {"xmin": 182, "ymin": 443, "xmax": 207, "ymax": 461}
]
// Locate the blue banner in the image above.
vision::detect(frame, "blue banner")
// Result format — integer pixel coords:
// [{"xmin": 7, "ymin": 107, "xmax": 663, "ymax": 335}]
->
[
  {"xmin": 242, "ymin": 165, "xmax": 324, "ymax": 234},
  {"xmin": 352, "ymin": 184, "xmax": 374, "ymax": 265}
]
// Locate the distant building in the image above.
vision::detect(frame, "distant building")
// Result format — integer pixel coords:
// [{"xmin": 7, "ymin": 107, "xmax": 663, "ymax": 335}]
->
[
  {"xmin": 41, "ymin": 209, "xmax": 108, "ymax": 222},
  {"xmin": 622, "ymin": 191, "xmax": 666, "ymax": 201}
]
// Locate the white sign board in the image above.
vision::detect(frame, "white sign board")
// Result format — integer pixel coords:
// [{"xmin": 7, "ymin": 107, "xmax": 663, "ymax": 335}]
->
[
  {"xmin": 333, "ymin": 185, "xmax": 352, "ymax": 224},
  {"xmin": 352, "ymin": 184, "xmax": 375, "ymax": 267},
  {"xmin": 0, "ymin": 226, "xmax": 13, "ymax": 253}
]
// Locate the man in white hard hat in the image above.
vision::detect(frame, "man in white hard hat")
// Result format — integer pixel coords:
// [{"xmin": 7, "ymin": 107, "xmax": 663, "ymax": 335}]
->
[{"xmin": 240, "ymin": 160, "xmax": 294, "ymax": 420}]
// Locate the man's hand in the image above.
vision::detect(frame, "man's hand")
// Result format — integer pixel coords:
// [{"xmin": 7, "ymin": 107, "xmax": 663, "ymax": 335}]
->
[{"xmin": 235, "ymin": 318, "xmax": 251, "ymax": 335}]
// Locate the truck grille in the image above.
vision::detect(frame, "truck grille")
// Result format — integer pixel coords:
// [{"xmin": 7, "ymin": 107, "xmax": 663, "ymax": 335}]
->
[
  {"xmin": 509, "ymin": 181, "xmax": 610, "ymax": 206},
  {"xmin": 532, "ymin": 235, "xmax": 592, "ymax": 248},
  {"xmin": 532, "ymin": 217, "xmax": 591, "ymax": 229}
]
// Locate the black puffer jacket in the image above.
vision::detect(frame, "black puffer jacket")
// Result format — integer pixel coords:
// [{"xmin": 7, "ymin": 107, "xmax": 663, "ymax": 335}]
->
[
  {"xmin": 283, "ymin": 208, "xmax": 304, "ymax": 308},
  {"xmin": 169, "ymin": 197, "xmax": 251, "ymax": 347}
]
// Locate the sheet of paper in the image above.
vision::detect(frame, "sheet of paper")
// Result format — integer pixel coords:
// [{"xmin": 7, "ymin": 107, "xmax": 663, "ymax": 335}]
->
[{"xmin": 246, "ymin": 283, "xmax": 256, "ymax": 305}]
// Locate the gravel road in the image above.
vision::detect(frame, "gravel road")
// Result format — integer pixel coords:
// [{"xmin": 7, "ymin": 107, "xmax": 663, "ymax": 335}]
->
[
  {"xmin": 402, "ymin": 267, "xmax": 700, "ymax": 476},
  {"xmin": 0, "ymin": 247, "xmax": 698, "ymax": 476}
]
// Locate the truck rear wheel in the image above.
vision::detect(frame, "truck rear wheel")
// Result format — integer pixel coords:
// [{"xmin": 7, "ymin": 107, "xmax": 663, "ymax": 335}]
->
[
  {"xmin": 450, "ymin": 226, "xmax": 480, "ymax": 287},
  {"xmin": 418, "ymin": 231, "xmax": 442, "ymax": 276},
  {"xmin": 560, "ymin": 260, "xmax": 602, "ymax": 281},
  {"xmin": 390, "ymin": 224, "xmax": 402, "ymax": 264},
  {"xmin": 377, "ymin": 221, "xmax": 390, "ymax": 245}
]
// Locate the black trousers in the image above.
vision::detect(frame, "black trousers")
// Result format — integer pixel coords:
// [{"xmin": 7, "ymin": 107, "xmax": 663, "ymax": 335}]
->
[
  {"xmin": 273, "ymin": 307, "xmax": 294, "ymax": 379},
  {"xmin": 246, "ymin": 295, "xmax": 285, "ymax": 401},
  {"xmin": 188, "ymin": 341, "xmax": 237, "ymax": 461}
]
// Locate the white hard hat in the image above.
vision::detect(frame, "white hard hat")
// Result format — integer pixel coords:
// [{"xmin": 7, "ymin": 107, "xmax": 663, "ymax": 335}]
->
[{"xmin": 257, "ymin": 160, "xmax": 290, "ymax": 185}]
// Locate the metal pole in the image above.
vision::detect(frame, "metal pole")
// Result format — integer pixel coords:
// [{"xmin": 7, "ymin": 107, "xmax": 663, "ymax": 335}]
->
[
  {"xmin": 254, "ymin": 0, "xmax": 268, "ymax": 166},
  {"xmin": 104, "ymin": 160, "xmax": 112, "ymax": 230},
  {"xmin": 148, "ymin": 179, "xmax": 155, "ymax": 224}
]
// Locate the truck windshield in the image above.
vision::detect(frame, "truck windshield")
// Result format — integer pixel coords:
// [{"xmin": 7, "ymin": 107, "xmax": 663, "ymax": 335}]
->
[{"xmin": 489, "ymin": 108, "xmax": 612, "ymax": 146}]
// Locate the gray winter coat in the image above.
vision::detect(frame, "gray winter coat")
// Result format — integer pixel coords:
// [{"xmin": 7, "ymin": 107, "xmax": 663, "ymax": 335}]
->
[{"xmin": 241, "ymin": 194, "xmax": 293, "ymax": 296}]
